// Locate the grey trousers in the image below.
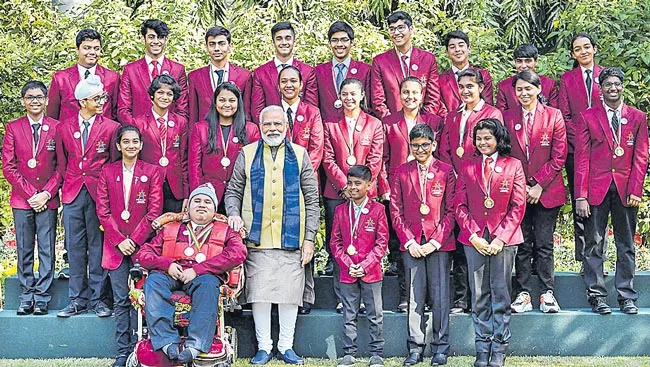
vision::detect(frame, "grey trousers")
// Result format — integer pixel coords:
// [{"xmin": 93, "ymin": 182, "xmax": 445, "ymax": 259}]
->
[{"xmin": 340, "ymin": 280, "xmax": 384, "ymax": 356}]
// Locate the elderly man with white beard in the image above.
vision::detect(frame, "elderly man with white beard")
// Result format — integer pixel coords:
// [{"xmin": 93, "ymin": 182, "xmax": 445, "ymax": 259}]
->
[{"xmin": 224, "ymin": 105, "xmax": 320, "ymax": 365}]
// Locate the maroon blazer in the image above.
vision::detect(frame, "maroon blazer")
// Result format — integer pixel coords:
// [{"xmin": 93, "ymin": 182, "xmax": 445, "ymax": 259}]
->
[
  {"xmin": 187, "ymin": 63, "xmax": 253, "ymax": 125},
  {"xmin": 136, "ymin": 221, "xmax": 247, "ymax": 276},
  {"xmin": 117, "ymin": 57, "xmax": 189, "ymax": 125},
  {"xmin": 2, "ymin": 116, "xmax": 62, "ymax": 209},
  {"xmin": 56, "ymin": 115, "xmax": 120, "ymax": 203},
  {"xmin": 574, "ymin": 104, "xmax": 648, "ymax": 206},
  {"xmin": 389, "ymin": 158, "xmax": 456, "ymax": 252},
  {"xmin": 455, "ymin": 155, "xmax": 526, "ymax": 246},
  {"xmin": 558, "ymin": 65, "xmax": 603, "ymax": 152},
  {"xmin": 322, "ymin": 111, "xmax": 384, "ymax": 199},
  {"xmin": 97, "ymin": 160, "xmax": 163, "ymax": 270},
  {"xmin": 250, "ymin": 59, "xmax": 318, "ymax": 123},
  {"xmin": 132, "ymin": 110, "xmax": 189, "ymax": 200},
  {"xmin": 314, "ymin": 60, "xmax": 372, "ymax": 123},
  {"xmin": 188, "ymin": 121, "xmax": 260, "ymax": 201},
  {"xmin": 330, "ymin": 199, "xmax": 388, "ymax": 284},
  {"xmin": 377, "ymin": 111, "xmax": 443, "ymax": 196},
  {"xmin": 439, "ymin": 66, "xmax": 493, "ymax": 116},
  {"xmin": 504, "ymin": 104, "xmax": 567, "ymax": 208},
  {"xmin": 370, "ymin": 47, "xmax": 442, "ymax": 118},
  {"xmin": 288, "ymin": 101, "xmax": 324, "ymax": 171},
  {"xmin": 47, "ymin": 64, "xmax": 120, "ymax": 122},
  {"xmin": 438, "ymin": 103, "xmax": 503, "ymax": 173},
  {"xmin": 496, "ymin": 75, "xmax": 558, "ymax": 111}
]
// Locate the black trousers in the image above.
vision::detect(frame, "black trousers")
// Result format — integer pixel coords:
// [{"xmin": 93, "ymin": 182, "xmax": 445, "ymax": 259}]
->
[
  {"xmin": 566, "ymin": 153, "xmax": 587, "ymax": 261},
  {"xmin": 109, "ymin": 257, "xmax": 137, "ymax": 356},
  {"xmin": 514, "ymin": 203, "xmax": 561, "ymax": 294},
  {"xmin": 324, "ymin": 197, "xmax": 346, "ymax": 303},
  {"xmin": 451, "ymin": 226, "xmax": 470, "ymax": 309},
  {"xmin": 465, "ymin": 239, "xmax": 517, "ymax": 354},
  {"xmin": 14, "ymin": 208, "xmax": 57, "ymax": 303},
  {"xmin": 383, "ymin": 201, "xmax": 407, "ymax": 303},
  {"xmin": 583, "ymin": 182, "xmax": 638, "ymax": 302},
  {"xmin": 403, "ymin": 250, "xmax": 450, "ymax": 355},
  {"xmin": 63, "ymin": 186, "xmax": 106, "ymax": 308},
  {"xmin": 340, "ymin": 280, "xmax": 384, "ymax": 357},
  {"xmin": 163, "ymin": 180, "xmax": 184, "ymax": 214}
]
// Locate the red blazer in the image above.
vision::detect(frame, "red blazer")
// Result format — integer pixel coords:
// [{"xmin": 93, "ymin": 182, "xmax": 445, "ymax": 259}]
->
[
  {"xmin": 574, "ymin": 104, "xmax": 648, "ymax": 206},
  {"xmin": 330, "ymin": 199, "xmax": 388, "ymax": 284},
  {"xmin": 322, "ymin": 111, "xmax": 384, "ymax": 199},
  {"xmin": 188, "ymin": 121, "xmax": 260, "ymax": 201},
  {"xmin": 496, "ymin": 75, "xmax": 558, "ymax": 111},
  {"xmin": 287, "ymin": 101, "xmax": 324, "ymax": 171},
  {"xmin": 132, "ymin": 110, "xmax": 189, "ymax": 200},
  {"xmin": 314, "ymin": 60, "xmax": 372, "ymax": 123},
  {"xmin": 56, "ymin": 115, "xmax": 120, "ymax": 203},
  {"xmin": 2, "ymin": 116, "xmax": 62, "ymax": 209},
  {"xmin": 370, "ymin": 47, "xmax": 442, "ymax": 118},
  {"xmin": 136, "ymin": 221, "xmax": 247, "ymax": 276},
  {"xmin": 389, "ymin": 159, "xmax": 456, "ymax": 252},
  {"xmin": 439, "ymin": 66, "xmax": 493, "ymax": 116},
  {"xmin": 438, "ymin": 103, "xmax": 503, "ymax": 173},
  {"xmin": 47, "ymin": 64, "xmax": 120, "ymax": 122},
  {"xmin": 377, "ymin": 111, "xmax": 443, "ymax": 196},
  {"xmin": 187, "ymin": 63, "xmax": 253, "ymax": 125},
  {"xmin": 504, "ymin": 104, "xmax": 567, "ymax": 208},
  {"xmin": 558, "ymin": 65, "xmax": 603, "ymax": 152},
  {"xmin": 250, "ymin": 59, "xmax": 318, "ymax": 123},
  {"xmin": 117, "ymin": 57, "xmax": 189, "ymax": 125},
  {"xmin": 96, "ymin": 160, "xmax": 163, "ymax": 270},
  {"xmin": 455, "ymin": 155, "xmax": 526, "ymax": 246}
]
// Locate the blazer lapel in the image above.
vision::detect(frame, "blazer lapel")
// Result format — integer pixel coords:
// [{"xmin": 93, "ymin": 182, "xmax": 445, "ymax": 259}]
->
[
  {"xmin": 352, "ymin": 111, "xmax": 366, "ymax": 149},
  {"xmin": 396, "ymin": 111, "xmax": 409, "ymax": 143},
  {"xmin": 84, "ymin": 116, "xmax": 103, "ymax": 156},
  {"xmin": 408, "ymin": 162, "xmax": 423, "ymax": 199},
  {"xmin": 388, "ymin": 50, "xmax": 405, "ymax": 82},
  {"xmin": 138, "ymin": 58, "xmax": 152, "ymax": 90},
  {"xmin": 597, "ymin": 107, "xmax": 615, "ymax": 150},
  {"xmin": 489, "ymin": 156, "xmax": 505, "ymax": 198},
  {"xmin": 528, "ymin": 104, "xmax": 546, "ymax": 154},
  {"xmin": 474, "ymin": 159, "xmax": 488, "ymax": 196},
  {"xmin": 129, "ymin": 161, "xmax": 142, "ymax": 210},
  {"xmin": 67, "ymin": 67, "xmax": 81, "ymax": 96},
  {"xmin": 447, "ymin": 72, "xmax": 460, "ymax": 100},
  {"xmin": 36, "ymin": 118, "xmax": 53, "ymax": 154}
]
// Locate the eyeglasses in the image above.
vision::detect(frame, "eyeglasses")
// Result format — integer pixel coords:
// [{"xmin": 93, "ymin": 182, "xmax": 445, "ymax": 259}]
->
[
  {"xmin": 388, "ymin": 24, "xmax": 409, "ymax": 34},
  {"xmin": 86, "ymin": 93, "xmax": 108, "ymax": 104},
  {"xmin": 602, "ymin": 82, "xmax": 623, "ymax": 88},
  {"xmin": 23, "ymin": 95, "xmax": 46, "ymax": 103},
  {"xmin": 410, "ymin": 142, "xmax": 432, "ymax": 151},
  {"xmin": 329, "ymin": 37, "xmax": 351, "ymax": 45}
]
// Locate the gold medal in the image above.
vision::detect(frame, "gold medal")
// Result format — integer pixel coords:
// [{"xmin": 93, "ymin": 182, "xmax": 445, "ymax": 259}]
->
[
  {"xmin": 456, "ymin": 146, "xmax": 465, "ymax": 158},
  {"xmin": 615, "ymin": 146, "xmax": 624, "ymax": 157},
  {"xmin": 27, "ymin": 158, "xmax": 37, "ymax": 169},
  {"xmin": 121, "ymin": 210, "xmax": 131, "ymax": 221},
  {"xmin": 195, "ymin": 253, "xmax": 207, "ymax": 263},
  {"xmin": 484, "ymin": 197, "xmax": 495, "ymax": 209},
  {"xmin": 221, "ymin": 157, "xmax": 231, "ymax": 167},
  {"xmin": 184, "ymin": 247, "xmax": 195, "ymax": 257},
  {"xmin": 346, "ymin": 244, "xmax": 357, "ymax": 256},
  {"xmin": 346, "ymin": 156, "xmax": 357, "ymax": 166},
  {"xmin": 159, "ymin": 156, "xmax": 169, "ymax": 167},
  {"xmin": 419, "ymin": 203, "xmax": 430, "ymax": 215}
]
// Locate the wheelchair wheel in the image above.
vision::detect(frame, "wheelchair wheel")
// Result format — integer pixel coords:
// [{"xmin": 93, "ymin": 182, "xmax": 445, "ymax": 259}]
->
[
  {"xmin": 126, "ymin": 352, "xmax": 141, "ymax": 367},
  {"xmin": 227, "ymin": 327, "xmax": 238, "ymax": 364}
]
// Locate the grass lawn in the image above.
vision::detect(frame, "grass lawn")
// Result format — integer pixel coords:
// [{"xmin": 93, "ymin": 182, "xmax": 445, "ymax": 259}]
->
[{"xmin": 0, "ymin": 357, "xmax": 649, "ymax": 367}]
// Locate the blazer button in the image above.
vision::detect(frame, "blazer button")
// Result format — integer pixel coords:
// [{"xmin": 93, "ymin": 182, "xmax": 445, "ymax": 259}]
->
[
  {"xmin": 83, "ymin": 157, "xmax": 87, "ymax": 161},
  {"xmin": 612, "ymin": 169, "xmax": 616, "ymax": 172},
  {"xmin": 82, "ymin": 172, "xmax": 86, "ymax": 176},
  {"xmin": 484, "ymin": 212, "xmax": 488, "ymax": 216},
  {"xmin": 421, "ymin": 218, "xmax": 424, "ymax": 222},
  {"xmin": 36, "ymin": 177, "xmax": 40, "ymax": 181}
]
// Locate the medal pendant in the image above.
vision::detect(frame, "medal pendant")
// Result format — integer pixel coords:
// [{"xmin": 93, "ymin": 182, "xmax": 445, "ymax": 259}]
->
[
  {"xmin": 346, "ymin": 156, "xmax": 357, "ymax": 166},
  {"xmin": 195, "ymin": 253, "xmax": 207, "ymax": 263},
  {"xmin": 184, "ymin": 247, "xmax": 195, "ymax": 257},
  {"xmin": 121, "ymin": 210, "xmax": 131, "ymax": 221},
  {"xmin": 456, "ymin": 146, "xmax": 465, "ymax": 158},
  {"xmin": 615, "ymin": 146, "xmax": 624, "ymax": 157},
  {"xmin": 419, "ymin": 203, "xmax": 431, "ymax": 215},
  {"xmin": 334, "ymin": 99, "xmax": 343, "ymax": 109},
  {"xmin": 221, "ymin": 157, "xmax": 231, "ymax": 167},
  {"xmin": 484, "ymin": 197, "xmax": 495, "ymax": 209},
  {"xmin": 27, "ymin": 158, "xmax": 37, "ymax": 169},
  {"xmin": 346, "ymin": 244, "xmax": 357, "ymax": 256},
  {"xmin": 159, "ymin": 156, "xmax": 169, "ymax": 167}
]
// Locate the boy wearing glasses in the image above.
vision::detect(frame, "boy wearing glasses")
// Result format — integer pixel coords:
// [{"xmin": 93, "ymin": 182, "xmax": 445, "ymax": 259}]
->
[
  {"xmin": 118, "ymin": 19, "xmax": 189, "ymax": 125},
  {"xmin": 390, "ymin": 124, "xmax": 456, "ymax": 366},
  {"xmin": 370, "ymin": 11, "xmax": 442, "ymax": 118},
  {"xmin": 3, "ymin": 81, "xmax": 62, "ymax": 316},
  {"xmin": 315, "ymin": 21, "xmax": 372, "ymax": 123},
  {"xmin": 56, "ymin": 75, "xmax": 120, "ymax": 318}
]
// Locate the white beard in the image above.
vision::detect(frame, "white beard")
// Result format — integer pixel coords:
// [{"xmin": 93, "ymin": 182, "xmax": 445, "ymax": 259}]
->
[{"xmin": 261, "ymin": 129, "xmax": 286, "ymax": 147}]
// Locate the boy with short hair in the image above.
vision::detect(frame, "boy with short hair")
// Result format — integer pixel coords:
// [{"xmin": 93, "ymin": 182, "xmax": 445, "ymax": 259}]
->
[{"xmin": 330, "ymin": 165, "xmax": 388, "ymax": 367}]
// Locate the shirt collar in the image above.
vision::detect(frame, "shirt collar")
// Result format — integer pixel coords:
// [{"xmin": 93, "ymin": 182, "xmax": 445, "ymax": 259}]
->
[
  {"xmin": 482, "ymin": 151, "xmax": 499, "ymax": 164},
  {"xmin": 145, "ymin": 54, "xmax": 165, "ymax": 66},
  {"xmin": 122, "ymin": 161, "xmax": 136, "ymax": 173},
  {"xmin": 152, "ymin": 109, "xmax": 169, "ymax": 123},
  {"xmin": 27, "ymin": 115, "xmax": 43, "ymax": 126},
  {"xmin": 521, "ymin": 102, "xmax": 537, "ymax": 119},
  {"xmin": 282, "ymin": 98, "xmax": 300, "ymax": 113},
  {"xmin": 78, "ymin": 114, "xmax": 96, "ymax": 127},
  {"xmin": 451, "ymin": 63, "xmax": 469, "ymax": 75},
  {"xmin": 462, "ymin": 99, "xmax": 485, "ymax": 113},
  {"xmin": 210, "ymin": 62, "xmax": 229, "ymax": 73},
  {"xmin": 332, "ymin": 57, "xmax": 351, "ymax": 69},
  {"xmin": 396, "ymin": 47, "xmax": 413, "ymax": 59},
  {"xmin": 274, "ymin": 56, "xmax": 294, "ymax": 69},
  {"xmin": 77, "ymin": 63, "xmax": 98, "ymax": 77},
  {"xmin": 580, "ymin": 65, "xmax": 594, "ymax": 75},
  {"xmin": 607, "ymin": 103, "xmax": 623, "ymax": 115}
]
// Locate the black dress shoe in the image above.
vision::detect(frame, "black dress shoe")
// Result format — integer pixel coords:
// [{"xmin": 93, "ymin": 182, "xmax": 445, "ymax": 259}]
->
[
  {"xmin": 112, "ymin": 355, "xmax": 127, "ymax": 367},
  {"xmin": 33, "ymin": 302, "xmax": 48, "ymax": 315},
  {"xmin": 474, "ymin": 352, "xmax": 489, "ymax": 367},
  {"xmin": 298, "ymin": 306, "xmax": 311, "ymax": 315},
  {"xmin": 94, "ymin": 302, "xmax": 113, "ymax": 317},
  {"xmin": 403, "ymin": 352, "xmax": 422, "ymax": 366},
  {"xmin": 385, "ymin": 262, "xmax": 399, "ymax": 276},
  {"xmin": 57, "ymin": 302, "xmax": 88, "ymax": 317},
  {"xmin": 589, "ymin": 297, "xmax": 612, "ymax": 315},
  {"xmin": 489, "ymin": 352, "xmax": 506, "ymax": 367},
  {"xmin": 17, "ymin": 301, "xmax": 34, "ymax": 315},
  {"xmin": 397, "ymin": 301, "xmax": 407, "ymax": 313},
  {"xmin": 430, "ymin": 353, "xmax": 447, "ymax": 365},
  {"xmin": 321, "ymin": 259, "xmax": 334, "ymax": 276},
  {"xmin": 620, "ymin": 299, "xmax": 639, "ymax": 314}
]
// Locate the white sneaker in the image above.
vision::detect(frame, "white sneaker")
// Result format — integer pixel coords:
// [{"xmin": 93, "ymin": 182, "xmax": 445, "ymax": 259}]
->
[
  {"xmin": 511, "ymin": 292, "xmax": 533, "ymax": 313},
  {"xmin": 539, "ymin": 290, "xmax": 561, "ymax": 313}
]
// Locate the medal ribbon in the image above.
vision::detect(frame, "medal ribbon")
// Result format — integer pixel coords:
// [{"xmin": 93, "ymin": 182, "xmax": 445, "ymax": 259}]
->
[
  {"xmin": 418, "ymin": 162, "xmax": 429, "ymax": 207},
  {"xmin": 482, "ymin": 157, "xmax": 494, "ymax": 198},
  {"xmin": 348, "ymin": 197, "xmax": 368, "ymax": 248},
  {"xmin": 157, "ymin": 117, "xmax": 168, "ymax": 160},
  {"xmin": 343, "ymin": 115, "xmax": 359, "ymax": 159},
  {"xmin": 458, "ymin": 108, "xmax": 472, "ymax": 149},
  {"xmin": 610, "ymin": 110, "xmax": 622, "ymax": 149},
  {"xmin": 122, "ymin": 163, "xmax": 134, "ymax": 212},
  {"xmin": 188, "ymin": 222, "xmax": 214, "ymax": 253}
]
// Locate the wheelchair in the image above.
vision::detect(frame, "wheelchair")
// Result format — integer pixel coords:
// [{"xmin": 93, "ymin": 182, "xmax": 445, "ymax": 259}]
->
[{"xmin": 125, "ymin": 212, "xmax": 245, "ymax": 367}]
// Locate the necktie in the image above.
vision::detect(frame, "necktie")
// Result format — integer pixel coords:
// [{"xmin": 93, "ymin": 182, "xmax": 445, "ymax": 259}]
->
[
  {"xmin": 32, "ymin": 123, "xmax": 41, "ymax": 149},
  {"xmin": 585, "ymin": 69, "xmax": 592, "ymax": 96},
  {"xmin": 82, "ymin": 120, "xmax": 90, "ymax": 148},
  {"xmin": 157, "ymin": 117, "xmax": 167, "ymax": 140},
  {"xmin": 484, "ymin": 157, "xmax": 493, "ymax": 187},
  {"xmin": 525, "ymin": 112, "xmax": 533, "ymax": 141},
  {"xmin": 335, "ymin": 63, "xmax": 346, "ymax": 91},
  {"xmin": 454, "ymin": 71, "xmax": 459, "ymax": 83},
  {"xmin": 610, "ymin": 109, "xmax": 619, "ymax": 132},
  {"xmin": 280, "ymin": 63, "xmax": 289, "ymax": 70},
  {"xmin": 151, "ymin": 60, "xmax": 159, "ymax": 79},
  {"xmin": 286, "ymin": 107, "xmax": 294, "ymax": 132},
  {"xmin": 84, "ymin": 69, "xmax": 90, "ymax": 79},
  {"xmin": 401, "ymin": 55, "xmax": 410, "ymax": 77},
  {"xmin": 215, "ymin": 69, "xmax": 224, "ymax": 87}
]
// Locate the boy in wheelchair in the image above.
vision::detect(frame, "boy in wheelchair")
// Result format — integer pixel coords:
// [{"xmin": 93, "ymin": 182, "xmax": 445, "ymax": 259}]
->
[{"xmin": 134, "ymin": 183, "xmax": 247, "ymax": 365}]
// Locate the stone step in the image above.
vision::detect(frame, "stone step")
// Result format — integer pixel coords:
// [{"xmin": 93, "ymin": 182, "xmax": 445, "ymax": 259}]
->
[
  {"xmin": 5, "ymin": 272, "xmax": 650, "ymax": 311},
  {"xmin": 1, "ymin": 309, "xmax": 649, "ymax": 359}
]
